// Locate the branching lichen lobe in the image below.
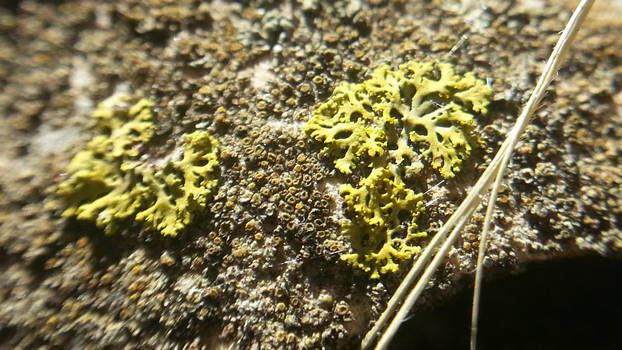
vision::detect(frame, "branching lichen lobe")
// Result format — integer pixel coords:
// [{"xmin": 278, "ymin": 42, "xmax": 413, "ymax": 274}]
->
[
  {"xmin": 305, "ymin": 60, "xmax": 492, "ymax": 277},
  {"xmin": 58, "ymin": 94, "xmax": 219, "ymax": 236}
]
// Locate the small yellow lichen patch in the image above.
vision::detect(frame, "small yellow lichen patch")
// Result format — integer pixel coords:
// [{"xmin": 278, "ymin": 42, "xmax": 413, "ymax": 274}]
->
[
  {"xmin": 58, "ymin": 94, "xmax": 219, "ymax": 236},
  {"xmin": 339, "ymin": 166, "xmax": 426, "ymax": 279}
]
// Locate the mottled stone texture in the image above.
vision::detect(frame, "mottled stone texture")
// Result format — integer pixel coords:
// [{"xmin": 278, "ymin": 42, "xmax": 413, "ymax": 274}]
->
[{"xmin": 0, "ymin": 0, "xmax": 620, "ymax": 349}]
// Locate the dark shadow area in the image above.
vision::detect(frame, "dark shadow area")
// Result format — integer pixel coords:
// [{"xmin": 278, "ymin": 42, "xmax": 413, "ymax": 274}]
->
[
  {"xmin": 0, "ymin": 0, "xmax": 20, "ymax": 13},
  {"xmin": 390, "ymin": 256, "xmax": 622, "ymax": 350}
]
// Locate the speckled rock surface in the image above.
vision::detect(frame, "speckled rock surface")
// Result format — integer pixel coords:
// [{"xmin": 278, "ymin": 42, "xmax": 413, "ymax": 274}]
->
[{"xmin": 0, "ymin": 0, "xmax": 620, "ymax": 349}]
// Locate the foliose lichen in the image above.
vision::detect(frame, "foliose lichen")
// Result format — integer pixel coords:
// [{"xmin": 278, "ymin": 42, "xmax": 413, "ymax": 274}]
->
[
  {"xmin": 305, "ymin": 60, "xmax": 492, "ymax": 278},
  {"xmin": 58, "ymin": 94, "xmax": 219, "ymax": 236},
  {"xmin": 339, "ymin": 166, "xmax": 427, "ymax": 279}
]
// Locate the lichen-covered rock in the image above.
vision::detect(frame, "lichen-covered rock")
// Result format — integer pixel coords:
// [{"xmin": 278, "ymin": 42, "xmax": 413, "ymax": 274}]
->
[{"xmin": 57, "ymin": 94, "xmax": 219, "ymax": 236}]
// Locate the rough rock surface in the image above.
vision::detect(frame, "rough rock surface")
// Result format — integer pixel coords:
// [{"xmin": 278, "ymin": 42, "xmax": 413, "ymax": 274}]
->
[{"xmin": 0, "ymin": 0, "xmax": 620, "ymax": 349}]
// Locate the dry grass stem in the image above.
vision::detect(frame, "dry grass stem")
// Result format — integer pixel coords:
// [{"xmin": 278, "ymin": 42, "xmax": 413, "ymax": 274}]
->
[{"xmin": 362, "ymin": 1, "xmax": 594, "ymax": 349}]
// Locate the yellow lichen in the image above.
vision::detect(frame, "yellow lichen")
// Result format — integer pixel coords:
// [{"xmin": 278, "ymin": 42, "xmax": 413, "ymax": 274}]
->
[
  {"xmin": 58, "ymin": 94, "xmax": 219, "ymax": 236},
  {"xmin": 305, "ymin": 60, "xmax": 491, "ymax": 178},
  {"xmin": 339, "ymin": 166, "xmax": 426, "ymax": 279},
  {"xmin": 305, "ymin": 60, "xmax": 492, "ymax": 277}
]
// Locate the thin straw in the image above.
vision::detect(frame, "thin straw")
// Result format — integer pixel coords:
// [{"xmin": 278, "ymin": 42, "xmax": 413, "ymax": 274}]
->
[{"xmin": 363, "ymin": 0, "xmax": 594, "ymax": 348}]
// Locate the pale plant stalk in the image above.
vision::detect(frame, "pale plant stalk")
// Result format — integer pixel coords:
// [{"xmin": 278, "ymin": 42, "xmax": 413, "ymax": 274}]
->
[
  {"xmin": 362, "ymin": 0, "xmax": 594, "ymax": 349},
  {"xmin": 470, "ymin": 1, "xmax": 594, "ymax": 349},
  {"xmin": 363, "ymin": 128, "xmax": 508, "ymax": 350}
]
